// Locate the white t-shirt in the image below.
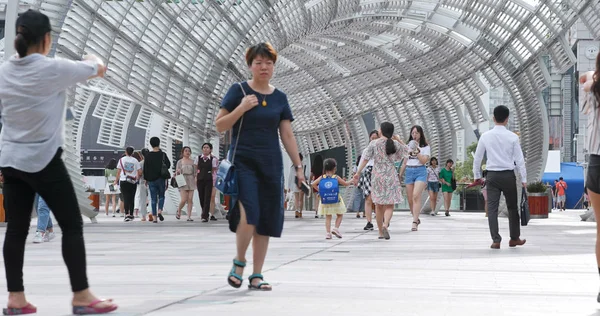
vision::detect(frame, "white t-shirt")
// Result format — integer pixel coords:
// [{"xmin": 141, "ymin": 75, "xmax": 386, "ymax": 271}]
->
[
  {"xmin": 118, "ymin": 156, "xmax": 141, "ymax": 181},
  {"xmin": 359, "ymin": 147, "xmax": 374, "ymax": 168},
  {"xmin": 0, "ymin": 54, "xmax": 98, "ymax": 172},
  {"xmin": 427, "ymin": 166, "xmax": 440, "ymax": 182},
  {"xmin": 406, "ymin": 144, "xmax": 431, "ymax": 167}
]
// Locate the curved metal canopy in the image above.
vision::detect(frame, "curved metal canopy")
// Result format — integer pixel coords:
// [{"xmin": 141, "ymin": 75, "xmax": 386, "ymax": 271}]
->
[{"xmin": 4, "ymin": 0, "xmax": 600, "ymax": 183}]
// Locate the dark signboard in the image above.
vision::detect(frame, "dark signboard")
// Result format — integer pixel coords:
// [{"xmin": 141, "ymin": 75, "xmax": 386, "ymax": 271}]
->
[{"xmin": 80, "ymin": 150, "xmax": 126, "ymax": 169}]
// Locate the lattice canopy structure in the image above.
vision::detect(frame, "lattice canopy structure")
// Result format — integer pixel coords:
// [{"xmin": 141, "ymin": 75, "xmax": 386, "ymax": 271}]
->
[{"xmin": 3, "ymin": 0, "xmax": 600, "ymax": 190}]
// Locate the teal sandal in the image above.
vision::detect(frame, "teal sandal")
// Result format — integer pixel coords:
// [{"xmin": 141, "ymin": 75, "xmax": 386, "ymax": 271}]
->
[
  {"xmin": 248, "ymin": 273, "xmax": 272, "ymax": 291},
  {"xmin": 227, "ymin": 259, "xmax": 246, "ymax": 288}
]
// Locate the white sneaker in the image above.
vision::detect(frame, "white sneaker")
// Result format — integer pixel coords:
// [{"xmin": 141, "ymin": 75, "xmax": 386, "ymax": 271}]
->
[
  {"xmin": 44, "ymin": 232, "xmax": 56, "ymax": 242},
  {"xmin": 32, "ymin": 232, "xmax": 44, "ymax": 244}
]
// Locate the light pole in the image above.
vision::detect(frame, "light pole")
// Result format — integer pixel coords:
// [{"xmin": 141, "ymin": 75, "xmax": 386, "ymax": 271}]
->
[{"xmin": 4, "ymin": 0, "xmax": 19, "ymax": 61}]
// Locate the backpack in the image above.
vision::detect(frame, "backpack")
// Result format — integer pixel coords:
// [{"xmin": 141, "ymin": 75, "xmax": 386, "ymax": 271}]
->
[{"xmin": 319, "ymin": 175, "xmax": 339, "ymax": 204}]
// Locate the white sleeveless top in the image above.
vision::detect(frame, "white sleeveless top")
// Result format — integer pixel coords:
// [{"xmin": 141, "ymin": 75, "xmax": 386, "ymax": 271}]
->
[{"xmin": 582, "ymin": 92, "xmax": 600, "ymax": 156}]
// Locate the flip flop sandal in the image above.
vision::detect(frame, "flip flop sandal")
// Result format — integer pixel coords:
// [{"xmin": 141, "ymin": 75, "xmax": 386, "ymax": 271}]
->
[
  {"xmin": 411, "ymin": 221, "xmax": 419, "ymax": 231},
  {"xmin": 187, "ymin": 218, "xmax": 194, "ymax": 221},
  {"xmin": 175, "ymin": 214, "xmax": 180, "ymax": 220},
  {"xmin": 158, "ymin": 213, "xmax": 165, "ymax": 221},
  {"xmin": 72, "ymin": 299, "xmax": 117, "ymax": 315},
  {"xmin": 248, "ymin": 274, "xmax": 272, "ymax": 291},
  {"xmin": 3, "ymin": 303, "xmax": 37, "ymax": 315},
  {"xmin": 227, "ymin": 259, "xmax": 246, "ymax": 288}
]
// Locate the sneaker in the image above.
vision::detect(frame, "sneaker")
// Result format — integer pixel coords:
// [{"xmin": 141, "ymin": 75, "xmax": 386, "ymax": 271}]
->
[
  {"xmin": 43, "ymin": 232, "xmax": 56, "ymax": 242},
  {"xmin": 325, "ymin": 233, "xmax": 332, "ymax": 239},
  {"xmin": 32, "ymin": 231, "xmax": 44, "ymax": 244},
  {"xmin": 210, "ymin": 215, "xmax": 217, "ymax": 221},
  {"xmin": 201, "ymin": 218, "xmax": 209, "ymax": 223},
  {"xmin": 364, "ymin": 222, "xmax": 374, "ymax": 231},
  {"xmin": 332, "ymin": 228, "xmax": 342, "ymax": 238},
  {"xmin": 124, "ymin": 217, "xmax": 131, "ymax": 222}
]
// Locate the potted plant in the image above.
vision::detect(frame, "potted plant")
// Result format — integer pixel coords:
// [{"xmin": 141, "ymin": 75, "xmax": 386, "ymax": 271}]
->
[{"xmin": 527, "ymin": 181, "xmax": 549, "ymax": 218}]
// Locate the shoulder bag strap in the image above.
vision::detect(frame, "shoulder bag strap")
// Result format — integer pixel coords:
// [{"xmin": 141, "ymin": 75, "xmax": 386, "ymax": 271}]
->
[
  {"xmin": 430, "ymin": 167, "xmax": 440, "ymax": 182},
  {"xmin": 230, "ymin": 82, "xmax": 246, "ymax": 164}
]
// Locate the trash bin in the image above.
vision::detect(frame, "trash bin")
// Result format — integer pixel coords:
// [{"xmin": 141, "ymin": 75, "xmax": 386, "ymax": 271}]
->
[{"xmin": 528, "ymin": 192, "xmax": 549, "ymax": 218}]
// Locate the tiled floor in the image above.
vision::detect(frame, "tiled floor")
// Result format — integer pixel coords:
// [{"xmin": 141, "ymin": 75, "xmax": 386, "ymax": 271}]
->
[{"xmin": 0, "ymin": 210, "xmax": 598, "ymax": 315}]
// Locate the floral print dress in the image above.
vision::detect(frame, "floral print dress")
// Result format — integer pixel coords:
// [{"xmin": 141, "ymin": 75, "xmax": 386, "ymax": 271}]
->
[{"xmin": 362, "ymin": 138, "xmax": 409, "ymax": 205}]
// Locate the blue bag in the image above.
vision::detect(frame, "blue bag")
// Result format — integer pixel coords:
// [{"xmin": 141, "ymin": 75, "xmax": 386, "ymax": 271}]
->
[
  {"xmin": 215, "ymin": 83, "xmax": 245, "ymax": 196},
  {"xmin": 319, "ymin": 175, "xmax": 339, "ymax": 204}
]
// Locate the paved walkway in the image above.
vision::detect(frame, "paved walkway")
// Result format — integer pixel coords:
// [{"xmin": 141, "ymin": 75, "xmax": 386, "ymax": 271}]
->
[{"xmin": 0, "ymin": 210, "xmax": 597, "ymax": 315}]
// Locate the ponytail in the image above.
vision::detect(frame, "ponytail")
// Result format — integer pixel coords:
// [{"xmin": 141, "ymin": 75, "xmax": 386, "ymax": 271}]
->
[
  {"xmin": 385, "ymin": 138, "xmax": 396, "ymax": 156},
  {"xmin": 380, "ymin": 121, "xmax": 397, "ymax": 156},
  {"xmin": 14, "ymin": 33, "xmax": 28, "ymax": 58}
]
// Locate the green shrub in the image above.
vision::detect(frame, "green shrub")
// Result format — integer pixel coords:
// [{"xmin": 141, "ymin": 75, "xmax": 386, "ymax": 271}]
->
[{"xmin": 527, "ymin": 181, "xmax": 548, "ymax": 193}]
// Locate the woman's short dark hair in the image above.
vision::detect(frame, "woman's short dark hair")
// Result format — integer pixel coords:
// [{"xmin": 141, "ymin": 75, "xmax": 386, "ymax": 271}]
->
[
  {"xmin": 141, "ymin": 148, "xmax": 149, "ymax": 158},
  {"xmin": 106, "ymin": 158, "xmax": 117, "ymax": 170},
  {"xmin": 323, "ymin": 158, "xmax": 337, "ymax": 172},
  {"xmin": 15, "ymin": 10, "xmax": 51, "ymax": 58},
  {"xmin": 430, "ymin": 157, "xmax": 438, "ymax": 165},
  {"xmin": 245, "ymin": 42, "xmax": 278, "ymax": 66},
  {"xmin": 202, "ymin": 143, "xmax": 213, "ymax": 150},
  {"xmin": 126, "ymin": 146, "xmax": 134, "ymax": 156},
  {"xmin": 369, "ymin": 130, "xmax": 379, "ymax": 138},
  {"xmin": 408, "ymin": 125, "xmax": 428, "ymax": 148},
  {"xmin": 446, "ymin": 159, "xmax": 454, "ymax": 164}
]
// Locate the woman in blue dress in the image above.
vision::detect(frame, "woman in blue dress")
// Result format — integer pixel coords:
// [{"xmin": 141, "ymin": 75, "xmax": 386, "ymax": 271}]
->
[{"xmin": 215, "ymin": 43, "xmax": 305, "ymax": 291}]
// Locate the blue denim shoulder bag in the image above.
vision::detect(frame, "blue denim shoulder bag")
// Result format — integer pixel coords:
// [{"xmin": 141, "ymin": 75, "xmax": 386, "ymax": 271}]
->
[{"xmin": 215, "ymin": 83, "xmax": 245, "ymax": 196}]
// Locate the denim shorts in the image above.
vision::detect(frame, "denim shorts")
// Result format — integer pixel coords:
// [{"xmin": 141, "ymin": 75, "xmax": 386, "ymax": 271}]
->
[
  {"xmin": 427, "ymin": 181, "xmax": 440, "ymax": 192},
  {"xmin": 405, "ymin": 166, "xmax": 427, "ymax": 185}
]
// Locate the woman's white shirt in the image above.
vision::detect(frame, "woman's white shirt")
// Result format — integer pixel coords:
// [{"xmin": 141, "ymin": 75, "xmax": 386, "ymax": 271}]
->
[
  {"xmin": 427, "ymin": 166, "xmax": 440, "ymax": 182},
  {"xmin": 0, "ymin": 54, "xmax": 98, "ymax": 172},
  {"xmin": 359, "ymin": 147, "xmax": 374, "ymax": 169},
  {"xmin": 406, "ymin": 145, "xmax": 431, "ymax": 167},
  {"xmin": 118, "ymin": 156, "xmax": 141, "ymax": 181}
]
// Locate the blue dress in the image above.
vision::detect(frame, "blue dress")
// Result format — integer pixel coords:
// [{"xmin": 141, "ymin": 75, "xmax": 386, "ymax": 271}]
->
[{"xmin": 221, "ymin": 81, "xmax": 294, "ymax": 237}]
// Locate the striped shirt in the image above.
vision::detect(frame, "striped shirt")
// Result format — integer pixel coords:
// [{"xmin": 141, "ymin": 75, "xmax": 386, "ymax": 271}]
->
[{"xmin": 582, "ymin": 92, "xmax": 600, "ymax": 155}]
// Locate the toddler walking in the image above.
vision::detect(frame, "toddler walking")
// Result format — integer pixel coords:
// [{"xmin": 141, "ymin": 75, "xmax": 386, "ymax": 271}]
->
[{"xmin": 312, "ymin": 158, "xmax": 350, "ymax": 239}]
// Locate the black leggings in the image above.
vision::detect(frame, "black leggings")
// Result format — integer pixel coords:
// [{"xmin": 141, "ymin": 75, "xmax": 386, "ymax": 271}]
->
[
  {"xmin": 119, "ymin": 181, "xmax": 137, "ymax": 217},
  {"xmin": 2, "ymin": 148, "xmax": 88, "ymax": 292},
  {"xmin": 197, "ymin": 179, "xmax": 213, "ymax": 220}
]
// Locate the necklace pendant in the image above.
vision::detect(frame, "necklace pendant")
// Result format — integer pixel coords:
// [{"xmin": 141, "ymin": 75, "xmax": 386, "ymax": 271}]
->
[{"xmin": 262, "ymin": 100, "xmax": 267, "ymax": 107}]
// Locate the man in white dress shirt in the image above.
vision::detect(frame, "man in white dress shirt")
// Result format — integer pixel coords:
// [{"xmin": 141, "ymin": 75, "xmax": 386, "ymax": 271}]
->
[{"xmin": 473, "ymin": 105, "xmax": 527, "ymax": 249}]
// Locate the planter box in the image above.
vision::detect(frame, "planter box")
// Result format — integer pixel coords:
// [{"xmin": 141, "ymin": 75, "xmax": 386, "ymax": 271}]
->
[
  {"xmin": 528, "ymin": 192, "xmax": 549, "ymax": 218},
  {"xmin": 459, "ymin": 191, "xmax": 485, "ymax": 212}
]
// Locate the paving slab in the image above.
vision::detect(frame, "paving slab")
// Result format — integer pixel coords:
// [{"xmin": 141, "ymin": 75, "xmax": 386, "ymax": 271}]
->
[{"xmin": 0, "ymin": 210, "xmax": 598, "ymax": 315}]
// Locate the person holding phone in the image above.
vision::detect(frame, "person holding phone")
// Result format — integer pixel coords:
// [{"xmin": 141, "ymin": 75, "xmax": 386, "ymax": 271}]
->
[{"xmin": 0, "ymin": 10, "xmax": 117, "ymax": 314}]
